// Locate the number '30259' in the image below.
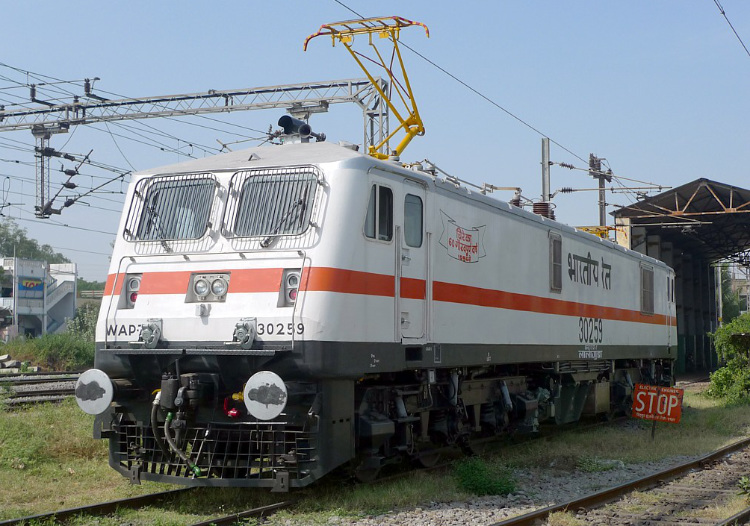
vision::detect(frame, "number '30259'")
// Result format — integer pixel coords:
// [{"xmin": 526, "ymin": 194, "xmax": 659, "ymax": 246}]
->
[
  {"xmin": 256, "ymin": 322, "xmax": 305, "ymax": 336},
  {"xmin": 578, "ymin": 317, "xmax": 603, "ymax": 343}
]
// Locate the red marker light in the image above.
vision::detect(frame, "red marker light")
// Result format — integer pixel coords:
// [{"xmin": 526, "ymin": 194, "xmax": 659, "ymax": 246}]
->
[
  {"xmin": 288, "ymin": 289, "xmax": 298, "ymax": 302},
  {"xmin": 129, "ymin": 292, "xmax": 138, "ymax": 304}
]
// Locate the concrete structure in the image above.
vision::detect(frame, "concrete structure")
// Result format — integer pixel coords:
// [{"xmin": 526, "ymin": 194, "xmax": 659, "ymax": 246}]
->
[
  {"xmin": 613, "ymin": 179, "xmax": 750, "ymax": 373},
  {"xmin": 0, "ymin": 257, "xmax": 77, "ymax": 339}
]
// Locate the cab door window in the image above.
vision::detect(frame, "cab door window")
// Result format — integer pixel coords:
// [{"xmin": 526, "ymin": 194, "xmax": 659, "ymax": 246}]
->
[
  {"xmin": 364, "ymin": 184, "xmax": 393, "ymax": 241},
  {"xmin": 404, "ymin": 193, "xmax": 423, "ymax": 247}
]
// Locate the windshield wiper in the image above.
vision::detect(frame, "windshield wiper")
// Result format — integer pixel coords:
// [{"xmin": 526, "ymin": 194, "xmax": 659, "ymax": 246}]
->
[
  {"xmin": 144, "ymin": 202, "xmax": 172, "ymax": 252},
  {"xmin": 260, "ymin": 187, "xmax": 309, "ymax": 248}
]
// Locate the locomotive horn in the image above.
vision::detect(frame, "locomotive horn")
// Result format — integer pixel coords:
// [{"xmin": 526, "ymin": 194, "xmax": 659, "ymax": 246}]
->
[{"xmin": 278, "ymin": 115, "xmax": 312, "ymax": 136}]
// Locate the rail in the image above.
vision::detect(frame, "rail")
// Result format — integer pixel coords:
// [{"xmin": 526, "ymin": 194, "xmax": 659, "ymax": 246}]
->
[
  {"xmin": 0, "ymin": 489, "xmax": 192, "ymax": 526},
  {"xmin": 489, "ymin": 436, "xmax": 750, "ymax": 526}
]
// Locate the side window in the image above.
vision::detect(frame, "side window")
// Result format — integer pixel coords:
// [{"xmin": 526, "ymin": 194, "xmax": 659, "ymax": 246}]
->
[
  {"xmin": 549, "ymin": 232, "xmax": 562, "ymax": 292},
  {"xmin": 641, "ymin": 265, "xmax": 655, "ymax": 314},
  {"xmin": 364, "ymin": 184, "xmax": 393, "ymax": 241},
  {"xmin": 404, "ymin": 194, "xmax": 423, "ymax": 247}
]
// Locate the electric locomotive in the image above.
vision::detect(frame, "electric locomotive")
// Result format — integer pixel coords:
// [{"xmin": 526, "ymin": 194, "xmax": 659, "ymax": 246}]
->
[{"xmin": 75, "ymin": 124, "xmax": 676, "ymax": 490}]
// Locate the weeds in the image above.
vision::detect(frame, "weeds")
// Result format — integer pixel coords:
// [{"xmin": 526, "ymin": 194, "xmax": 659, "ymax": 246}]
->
[
  {"xmin": 2, "ymin": 332, "xmax": 94, "ymax": 371},
  {"xmin": 739, "ymin": 476, "xmax": 750, "ymax": 496},
  {"xmin": 576, "ymin": 456, "xmax": 624, "ymax": 472},
  {"xmin": 452, "ymin": 456, "xmax": 516, "ymax": 496}
]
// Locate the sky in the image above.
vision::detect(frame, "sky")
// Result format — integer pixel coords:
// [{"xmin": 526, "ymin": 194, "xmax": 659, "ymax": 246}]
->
[{"xmin": 1, "ymin": 1, "xmax": 748, "ymax": 281}]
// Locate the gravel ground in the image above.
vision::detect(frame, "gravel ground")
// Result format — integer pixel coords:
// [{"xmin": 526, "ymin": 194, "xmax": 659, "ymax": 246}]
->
[
  {"xmin": 7, "ymin": 380, "xmax": 76, "ymax": 394},
  {"xmin": 266, "ymin": 455, "xmax": 700, "ymax": 526}
]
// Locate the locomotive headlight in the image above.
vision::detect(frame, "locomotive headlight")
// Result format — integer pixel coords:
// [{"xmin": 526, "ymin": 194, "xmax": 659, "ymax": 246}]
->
[
  {"xmin": 211, "ymin": 277, "xmax": 228, "ymax": 296},
  {"xmin": 194, "ymin": 278, "xmax": 209, "ymax": 297},
  {"xmin": 186, "ymin": 272, "xmax": 230, "ymax": 303}
]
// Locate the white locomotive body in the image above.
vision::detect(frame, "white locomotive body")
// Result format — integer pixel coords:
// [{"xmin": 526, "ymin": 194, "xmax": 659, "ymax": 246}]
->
[{"xmin": 79, "ymin": 139, "xmax": 676, "ymax": 490}]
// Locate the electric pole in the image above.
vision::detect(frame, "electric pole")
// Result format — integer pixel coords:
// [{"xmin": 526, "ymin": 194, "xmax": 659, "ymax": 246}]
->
[{"xmin": 589, "ymin": 153, "xmax": 612, "ymax": 226}]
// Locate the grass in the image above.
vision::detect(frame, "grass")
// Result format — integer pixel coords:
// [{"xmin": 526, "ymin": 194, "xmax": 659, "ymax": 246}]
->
[
  {"xmin": 1, "ymin": 387, "xmax": 749, "ymax": 524},
  {"xmin": 2, "ymin": 332, "xmax": 94, "ymax": 371}
]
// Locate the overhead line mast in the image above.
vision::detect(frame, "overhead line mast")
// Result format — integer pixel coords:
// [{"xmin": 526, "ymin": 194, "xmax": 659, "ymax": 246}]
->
[{"xmin": 0, "ymin": 78, "xmax": 390, "ymax": 218}]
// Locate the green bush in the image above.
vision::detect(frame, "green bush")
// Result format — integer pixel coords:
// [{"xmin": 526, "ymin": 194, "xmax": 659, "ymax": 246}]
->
[
  {"xmin": 708, "ymin": 313, "xmax": 750, "ymax": 401},
  {"xmin": 706, "ymin": 357, "xmax": 750, "ymax": 401},
  {"xmin": 712, "ymin": 313, "xmax": 750, "ymax": 363},
  {"xmin": 4, "ymin": 332, "xmax": 94, "ymax": 371},
  {"xmin": 66, "ymin": 302, "xmax": 99, "ymax": 342},
  {"xmin": 452, "ymin": 457, "xmax": 516, "ymax": 496}
]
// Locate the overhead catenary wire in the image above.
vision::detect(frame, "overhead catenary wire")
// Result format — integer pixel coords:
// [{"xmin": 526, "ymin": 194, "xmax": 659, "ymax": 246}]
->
[
  {"xmin": 331, "ymin": 0, "xmax": 673, "ymax": 207},
  {"xmin": 8, "ymin": 205, "xmax": 117, "ymax": 235},
  {"xmin": 331, "ymin": 0, "xmax": 589, "ymax": 165},
  {"xmin": 712, "ymin": 0, "xmax": 750, "ymax": 59}
]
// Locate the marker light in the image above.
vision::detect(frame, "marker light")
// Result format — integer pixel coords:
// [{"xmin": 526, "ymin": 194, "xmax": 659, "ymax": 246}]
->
[
  {"xmin": 281, "ymin": 270, "xmax": 301, "ymax": 306},
  {"xmin": 127, "ymin": 277, "xmax": 141, "ymax": 291},
  {"xmin": 125, "ymin": 274, "xmax": 142, "ymax": 309}
]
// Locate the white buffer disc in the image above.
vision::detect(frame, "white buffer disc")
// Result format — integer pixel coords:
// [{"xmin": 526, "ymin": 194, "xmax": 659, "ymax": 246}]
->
[
  {"xmin": 243, "ymin": 371, "xmax": 288, "ymax": 421},
  {"xmin": 75, "ymin": 368, "xmax": 114, "ymax": 415}
]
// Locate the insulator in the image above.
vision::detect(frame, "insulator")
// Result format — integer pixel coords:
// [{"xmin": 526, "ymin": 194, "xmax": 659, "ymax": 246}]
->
[
  {"xmin": 532, "ymin": 202, "xmax": 552, "ymax": 219},
  {"xmin": 64, "ymin": 199, "xmax": 75, "ymax": 207},
  {"xmin": 63, "ymin": 169, "xmax": 77, "ymax": 176},
  {"xmin": 63, "ymin": 182, "xmax": 77, "ymax": 189},
  {"xmin": 560, "ymin": 187, "xmax": 574, "ymax": 193},
  {"xmin": 559, "ymin": 162, "xmax": 575, "ymax": 170}
]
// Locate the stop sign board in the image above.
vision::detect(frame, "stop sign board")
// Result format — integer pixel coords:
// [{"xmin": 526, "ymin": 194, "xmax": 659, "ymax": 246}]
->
[{"xmin": 632, "ymin": 384, "xmax": 684, "ymax": 424}]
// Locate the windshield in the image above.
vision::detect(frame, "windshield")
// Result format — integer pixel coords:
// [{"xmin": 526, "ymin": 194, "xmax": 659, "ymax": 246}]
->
[
  {"xmin": 226, "ymin": 167, "xmax": 319, "ymax": 238},
  {"xmin": 125, "ymin": 174, "xmax": 216, "ymax": 241}
]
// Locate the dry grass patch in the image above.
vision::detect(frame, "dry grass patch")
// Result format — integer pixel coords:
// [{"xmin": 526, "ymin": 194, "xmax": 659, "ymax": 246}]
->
[
  {"xmin": 683, "ymin": 494, "xmax": 748, "ymax": 522},
  {"xmin": 547, "ymin": 511, "xmax": 587, "ymax": 525},
  {"xmin": 496, "ymin": 391, "xmax": 750, "ymax": 470}
]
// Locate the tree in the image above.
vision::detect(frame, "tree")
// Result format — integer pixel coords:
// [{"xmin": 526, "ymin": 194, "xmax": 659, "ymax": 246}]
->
[
  {"xmin": 707, "ymin": 312, "xmax": 750, "ymax": 400},
  {"xmin": 0, "ymin": 218, "xmax": 70, "ymax": 263},
  {"xmin": 721, "ymin": 265, "xmax": 740, "ymax": 324},
  {"xmin": 77, "ymin": 277, "xmax": 105, "ymax": 292}
]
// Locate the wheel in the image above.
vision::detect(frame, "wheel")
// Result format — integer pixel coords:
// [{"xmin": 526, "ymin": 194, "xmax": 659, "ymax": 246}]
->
[
  {"xmin": 354, "ymin": 466, "xmax": 381, "ymax": 483},
  {"xmin": 415, "ymin": 451, "xmax": 441, "ymax": 468}
]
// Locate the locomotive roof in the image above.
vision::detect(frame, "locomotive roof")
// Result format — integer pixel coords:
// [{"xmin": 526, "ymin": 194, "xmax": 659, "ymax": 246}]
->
[
  {"xmin": 133, "ymin": 141, "xmax": 364, "ymax": 177},
  {"xmin": 131, "ymin": 141, "xmax": 669, "ymax": 271}
]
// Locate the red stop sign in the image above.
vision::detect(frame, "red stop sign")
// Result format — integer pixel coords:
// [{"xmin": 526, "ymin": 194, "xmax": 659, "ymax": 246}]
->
[{"xmin": 632, "ymin": 384, "xmax": 683, "ymax": 424}]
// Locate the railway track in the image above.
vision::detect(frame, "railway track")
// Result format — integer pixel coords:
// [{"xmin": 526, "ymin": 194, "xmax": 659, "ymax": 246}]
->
[
  {"xmin": 0, "ymin": 485, "xmax": 294, "ymax": 526},
  {"xmin": 188, "ymin": 500, "xmax": 296, "ymax": 526},
  {"xmin": 0, "ymin": 488, "xmax": 192, "ymax": 526},
  {"xmin": 0, "ymin": 371, "xmax": 79, "ymax": 405},
  {"xmin": 490, "ymin": 436, "xmax": 750, "ymax": 526}
]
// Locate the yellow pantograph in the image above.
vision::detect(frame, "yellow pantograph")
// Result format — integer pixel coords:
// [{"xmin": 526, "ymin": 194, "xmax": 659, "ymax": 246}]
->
[{"xmin": 304, "ymin": 16, "xmax": 429, "ymax": 159}]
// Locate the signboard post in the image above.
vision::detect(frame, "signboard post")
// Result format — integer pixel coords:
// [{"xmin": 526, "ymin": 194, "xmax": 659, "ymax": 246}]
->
[{"xmin": 632, "ymin": 383, "xmax": 684, "ymax": 440}]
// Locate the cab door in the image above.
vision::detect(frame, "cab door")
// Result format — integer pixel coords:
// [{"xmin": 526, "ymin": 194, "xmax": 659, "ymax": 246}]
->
[{"xmin": 399, "ymin": 181, "xmax": 427, "ymax": 340}]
